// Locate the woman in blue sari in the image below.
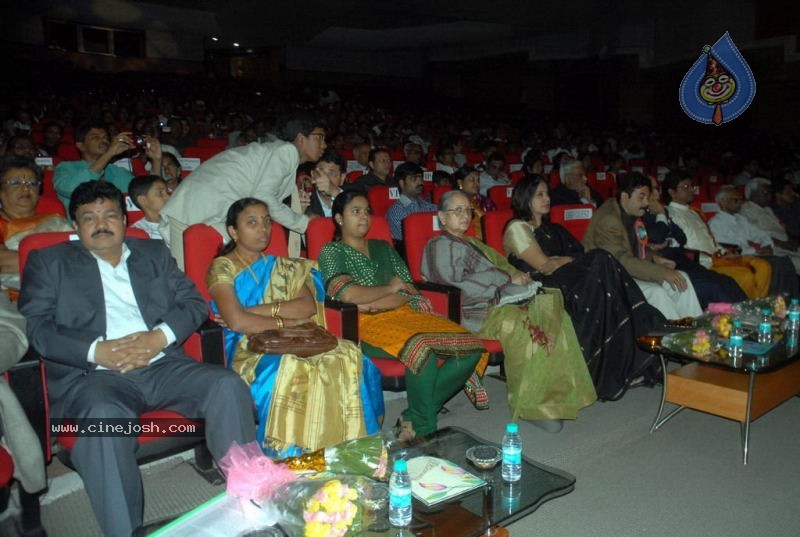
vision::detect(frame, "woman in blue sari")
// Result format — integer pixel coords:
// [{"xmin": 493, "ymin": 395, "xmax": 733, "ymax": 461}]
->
[{"xmin": 207, "ymin": 198, "xmax": 383, "ymax": 458}]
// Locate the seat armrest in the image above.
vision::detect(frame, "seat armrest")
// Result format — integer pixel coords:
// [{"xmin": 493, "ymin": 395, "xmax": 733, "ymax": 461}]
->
[
  {"xmin": 197, "ymin": 319, "xmax": 225, "ymax": 366},
  {"xmin": 324, "ymin": 298, "xmax": 359, "ymax": 343},
  {"xmin": 416, "ymin": 281, "xmax": 461, "ymax": 323},
  {"xmin": 5, "ymin": 352, "xmax": 50, "ymax": 460}
]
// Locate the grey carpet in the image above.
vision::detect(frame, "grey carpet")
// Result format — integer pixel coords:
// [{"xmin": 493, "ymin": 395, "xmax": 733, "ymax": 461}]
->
[{"xmin": 26, "ymin": 372, "xmax": 800, "ymax": 536}]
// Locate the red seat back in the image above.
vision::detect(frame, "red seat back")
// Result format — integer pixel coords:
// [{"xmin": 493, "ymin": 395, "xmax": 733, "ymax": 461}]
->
[
  {"xmin": 306, "ymin": 216, "xmax": 392, "ymax": 260},
  {"xmin": 487, "ymin": 185, "xmax": 514, "ymax": 210},
  {"xmin": 402, "ymin": 212, "xmax": 475, "ymax": 282},
  {"xmin": 19, "ymin": 229, "xmax": 149, "ymax": 278},
  {"xmin": 482, "ymin": 209, "xmax": 514, "ymax": 256},
  {"xmin": 587, "ymin": 171, "xmax": 616, "ymax": 200},
  {"xmin": 432, "ymin": 185, "xmax": 452, "ymax": 205},
  {"xmin": 183, "ymin": 222, "xmax": 288, "ymax": 303},
  {"xmin": 366, "ymin": 186, "xmax": 400, "ymax": 217},
  {"xmin": 35, "ymin": 196, "xmax": 66, "ymax": 218},
  {"xmin": 550, "ymin": 204, "xmax": 594, "ymax": 243}
]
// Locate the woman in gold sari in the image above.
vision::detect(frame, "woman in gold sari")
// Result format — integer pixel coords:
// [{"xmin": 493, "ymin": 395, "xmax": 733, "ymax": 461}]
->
[{"xmin": 207, "ymin": 198, "xmax": 383, "ymax": 457}]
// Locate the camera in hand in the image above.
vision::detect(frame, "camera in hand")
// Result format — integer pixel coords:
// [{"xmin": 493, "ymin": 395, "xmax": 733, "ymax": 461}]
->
[{"xmin": 132, "ymin": 135, "xmax": 148, "ymax": 149}]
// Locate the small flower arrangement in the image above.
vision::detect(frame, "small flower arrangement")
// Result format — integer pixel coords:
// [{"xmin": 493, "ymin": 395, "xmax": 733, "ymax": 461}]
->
[
  {"xmin": 303, "ymin": 479, "xmax": 359, "ymax": 537},
  {"xmin": 691, "ymin": 329, "xmax": 712, "ymax": 358},
  {"xmin": 662, "ymin": 329, "xmax": 714, "ymax": 359},
  {"xmin": 711, "ymin": 314, "xmax": 732, "ymax": 338}
]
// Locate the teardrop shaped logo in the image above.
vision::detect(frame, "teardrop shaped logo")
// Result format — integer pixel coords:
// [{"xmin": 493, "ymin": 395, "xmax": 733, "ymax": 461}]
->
[{"xmin": 679, "ymin": 32, "xmax": 756, "ymax": 126}]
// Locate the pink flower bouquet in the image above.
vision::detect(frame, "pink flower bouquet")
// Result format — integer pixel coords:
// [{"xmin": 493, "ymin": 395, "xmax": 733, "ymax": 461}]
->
[{"xmin": 273, "ymin": 476, "xmax": 370, "ymax": 536}]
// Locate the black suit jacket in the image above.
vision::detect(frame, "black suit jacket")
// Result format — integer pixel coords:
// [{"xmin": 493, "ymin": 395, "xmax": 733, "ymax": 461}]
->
[
  {"xmin": 18, "ymin": 238, "xmax": 207, "ymax": 403},
  {"xmin": 550, "ymin": 182, "xmax": 603, "ymax": 208}
]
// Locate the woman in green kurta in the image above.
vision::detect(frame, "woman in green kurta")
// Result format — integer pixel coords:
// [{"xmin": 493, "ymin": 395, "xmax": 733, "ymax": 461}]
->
[
  {"xmin": 318, "ymin": 191, "xmax": 487, "ymax": 439},
  {"xmin": 420, "ymin": 191, "xmax": 596, "ymax": 428}
]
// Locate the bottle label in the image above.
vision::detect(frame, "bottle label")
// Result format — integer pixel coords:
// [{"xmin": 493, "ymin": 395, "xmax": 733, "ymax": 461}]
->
[
  {"xmin": 503, "ymin": 447, "xmax": 521, "ymax": 465},
  {"xmin": 729, "ymin": 334, "xmax": 743, "ymax": 347},
  {"xmin": 390, "ymin": 488, "xmax": 411, "ymax": 508},
  {"xmin": 789, "ymin": 310, "xmax": 800, "ymax": 322},
  {"xmin": 759, "ymin": 322, "xmax": 771, "ymax": 335}
]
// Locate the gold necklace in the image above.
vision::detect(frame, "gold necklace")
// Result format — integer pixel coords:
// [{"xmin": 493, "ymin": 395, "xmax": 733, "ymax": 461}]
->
[{"xmin": 233, "ymin": 249, "xmax": 264, "ymax": 285}]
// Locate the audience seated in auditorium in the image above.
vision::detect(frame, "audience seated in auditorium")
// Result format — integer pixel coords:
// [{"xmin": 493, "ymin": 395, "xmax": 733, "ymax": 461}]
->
[
  {"xmin": 347, "ymin": 142, "xmax": 371, "ymax": 174},
  {"xmin": 503, "ymin": 175, "xmax": 665, "ymax": 399},
  {"xmin": 307, "ymin": 148, "xmax": 346, "ymax": 218},
  {"xmin": 351, "ymin": 147, "xmax": 396, "ymax": 193},
  {"xmin": 4, "ymin": 134, "xmax": 38, "ymax": 161},
  {"xmin": 478, "ymin": 152, "xmax": 510, "ymax": 195},
  {"xmin": 18, "ymin": 181, "xmax": 256, "ymax": 537},
  {"xmin": 662, "ymin": 170, "xmax": 773, "ymax": 298},
  {"xmin": 0, "ymin": 157, "xmax": 71, "ymax": 291},
  {"xmin": 161, "ymin": 152, "xmax": 182, "ymax": 193},
  {"xmin": 434, "ymin": 145, "xmax": 458, "ymax": 174},
  {"xmin": 644, "ymin": 176, "xmax": 746, "ymax": 308},
  {"xmin": 38, "ymin": 122, "xmax": 65, "ymax": 158},
  {"xmin": 709, "ymin": 185, "xmax": 799, "ymax": 295},
  {"xmin": 733, "ymin": 157, "xmax": 762, "ymax": 186},
  {"xmin": 160, "ymin": 112, "xmax": 326, "ymax": 264},
  {"xmin": 421, "ymin": 190, "xmax": 596, "ymax": 432},
  {"xmin": 583, "ymin": 171, "xmax": 703, "ymax": 320},
  {"xmin": 403, "ymin": 142, "xmax": 424, "ymax": 166},
  {"xmin": 207, "ymin": 198, "xmax": 383, "ymax": 457},
  {"xmin": 550, "ymin": 159, "xmax": 603, "ymax": 207},
  {"xmin": 128, "ymin": 174, "xmax": 170, "ymax": 240},
  {"xmin": 740, "ymin": 178, "xmax": 800, "ymax": 267},
  {"xmin": 452, "ymin": 165, "xmax": 495, "ymax": 240},
  {"xmin": 318, "ymin": 191, "xmax": 487, "ymax": 439},
  {"xmin": 53, "ymin": 121, "xmax": 163, "ymax": 213},
  {"xmin": 386, "ymin": 162, "xmax": 437, "ymax": 244},
  {"xmin": 772, "ymin": 179, "xmax": 800, "ymax": 240}
]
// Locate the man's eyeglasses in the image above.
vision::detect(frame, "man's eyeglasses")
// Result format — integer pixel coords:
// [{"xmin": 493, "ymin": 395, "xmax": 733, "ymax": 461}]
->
[
  {"xmin": 2, "ymin": 178, "xmax": 41, "ymax": 189},
  {"xmin": 443, "ymin": 206, "xmax": 473, "ymax": 216}
]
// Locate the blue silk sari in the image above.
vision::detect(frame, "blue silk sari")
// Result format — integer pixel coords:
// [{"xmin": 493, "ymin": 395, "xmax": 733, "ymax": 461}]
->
[{"xmin": 210, "ymin": 255, "xmax": 383, "ymax": 458}]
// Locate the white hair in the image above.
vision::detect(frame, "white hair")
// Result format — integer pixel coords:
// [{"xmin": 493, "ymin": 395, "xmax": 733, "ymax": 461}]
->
[
  {"xmin": 716, "ymin": 185, "xmax": 739, "ymax": 204},
  {"xmin": 744, "ymin": 177, "xmax": 771, "ymax": 200},
  {"xmin": 559, "ymin": 159, "xmax": 583, "ymax": 183}
]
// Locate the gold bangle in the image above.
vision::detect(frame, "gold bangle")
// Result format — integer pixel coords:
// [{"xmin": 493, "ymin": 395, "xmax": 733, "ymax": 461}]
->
[
  {"xmin": 274, "ymin": 315, "xmax": 284, "ymax": 329},
  {"xmin": 275, "ymin": 301, "xmax": 282, "ymax": 317}
]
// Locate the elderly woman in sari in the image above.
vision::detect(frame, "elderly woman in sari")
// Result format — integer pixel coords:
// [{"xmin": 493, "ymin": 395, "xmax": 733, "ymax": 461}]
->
[
  {"xmin": 207, "ymin": 198, "xmax": 383, "ymax": 457},
  {"xmin": 421, "ymin": 191, "xmax": 596, "ymax": 432},
  {"xmin": 0, "ymin": 156, "xmax": 71, "ymax": 292},
  {"xmin": 503, "ymin": 175, "xmax": 666, "ymax": 399},
  {"xmin": 318, "ymin": 191, "xmax": 487, "ymax": 440}
]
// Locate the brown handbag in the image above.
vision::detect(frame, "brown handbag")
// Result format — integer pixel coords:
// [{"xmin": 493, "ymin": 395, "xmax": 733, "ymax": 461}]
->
[{"xmin": 246, "ymin": 322, "xmax": 339, "ymax": 357}]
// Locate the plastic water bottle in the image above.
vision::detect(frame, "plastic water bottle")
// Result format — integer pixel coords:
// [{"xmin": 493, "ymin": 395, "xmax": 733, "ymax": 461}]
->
[
  {"xmin": 786, "ymin": 299, "xmax": 800, "ymax": 334},
  {"xmin": 501, "ymin": 423, "xmax": 522, "ymax": 482},
  {"xmin": 389, "ymin": 459, "xmax": 412, "ymax": 527},
  {"xmin": 757, "ymin": 308, "xmax": 773, "ymax": 344},
  {"xmin": 728, "ymin": 320, "xmax": 743, "ymax": 360}
]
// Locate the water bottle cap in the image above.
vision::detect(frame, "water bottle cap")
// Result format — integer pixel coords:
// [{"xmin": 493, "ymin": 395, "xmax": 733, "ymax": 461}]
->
[
  {"xmin": 393, "ymin": 459, "xmax": 407, "ymax": 472},
  {"xmin": 732, "ymin": 320, "xmax": 742, "ymax": 327},
  {"xmin": 506, "ymin": 423, "xmax": 519, "ymax": 434},
  {"xmin": 761, "ymin": 308, "xmax": 771, "ymax": 315}
]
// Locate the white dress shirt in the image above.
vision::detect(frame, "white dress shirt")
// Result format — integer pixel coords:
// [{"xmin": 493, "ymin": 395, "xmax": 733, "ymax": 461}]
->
[
  {"xmin": 87, "ymin": 244, "xmax": 176, "ymax": 368},
  {"xmin": 740, "ymin": 201, "xmax": 789, "ymax": 242},
  {"xmin": 667, "ymin": 202, "xmax": 720, "ymax": 267},
  {"xmin": 708, "ymin": 211, "xmax": 773, "ymax": 255}
]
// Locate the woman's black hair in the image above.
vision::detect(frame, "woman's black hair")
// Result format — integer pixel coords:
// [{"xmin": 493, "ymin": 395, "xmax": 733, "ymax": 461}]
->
[
  {"xmin": 219, "ymin": 197, "xmax": 268, "ymax": 255},
  {"xmin": 510, "ymin": 174, "xmax": 550, "ymax": 222},
  {"xmin": 450, "ymin": 165, "xmax": 478, "ymax": 189},
  {"xmin": 331, "ymin": 190, "xmax": 369, "ymax": 241}
]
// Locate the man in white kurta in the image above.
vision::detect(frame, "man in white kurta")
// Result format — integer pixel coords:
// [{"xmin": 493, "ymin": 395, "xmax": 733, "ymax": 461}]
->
[
  {"xmin": 160, "ymin": 116, "xmax": 327, "ymax": 266},
  {"xmin": 740, "ymin": 178, "xmax": 800, "ymax": 272}
]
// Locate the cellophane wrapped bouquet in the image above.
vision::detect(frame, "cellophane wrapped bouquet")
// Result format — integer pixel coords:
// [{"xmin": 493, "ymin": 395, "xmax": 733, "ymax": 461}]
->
[
  {"xmin": 662, "ymin": 328, "xmax": 714, "ymax": 359},
  {"xmin": 220, "ymin": 435, "xmax": 389, "ymax": 536},
  {"xmin": 733, "ymin": 295, "xmax": 787, "ymax": 321}
]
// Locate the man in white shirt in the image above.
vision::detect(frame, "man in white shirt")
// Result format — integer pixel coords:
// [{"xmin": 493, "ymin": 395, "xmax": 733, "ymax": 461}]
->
[
  {"xmin": 664, "ymin": 171, "xmax": 773, "ymax": 298},
  {"xmin": 18, "ymin": 181, "xmax": 256, "ymax": 537},
  {"xmin": 478, "ymin": 152, "xmax": 510, "ymax": 195},
  {"xmin": 708, "ymin": 185, "xmax": 798, "ymax": 294},
  {"xmin": 740, "ymin": 177, "xmax": 800, "ymax": 271}
]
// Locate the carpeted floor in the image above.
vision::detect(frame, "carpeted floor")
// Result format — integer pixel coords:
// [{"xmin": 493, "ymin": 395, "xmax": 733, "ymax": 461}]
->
[{"xmin": 7, "ymin": 368, "xmax": 800, "ymax": 536}]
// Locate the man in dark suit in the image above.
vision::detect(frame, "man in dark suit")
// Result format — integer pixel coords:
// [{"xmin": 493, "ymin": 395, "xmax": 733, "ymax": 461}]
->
[{"xmin": 18, "ymin": 181, "xmax": 255, "ymax": 537}]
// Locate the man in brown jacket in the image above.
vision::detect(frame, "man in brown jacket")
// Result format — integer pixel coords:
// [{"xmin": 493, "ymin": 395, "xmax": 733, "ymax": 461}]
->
[{"xmin": 583, "ymin": 172, "xmax": 702, "ymax": 320}]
